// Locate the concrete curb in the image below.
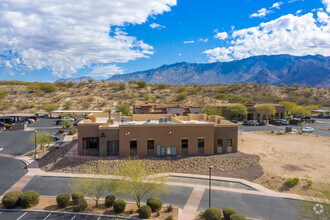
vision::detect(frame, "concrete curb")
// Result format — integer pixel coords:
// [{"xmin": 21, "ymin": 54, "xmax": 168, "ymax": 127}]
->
[{"xmin": 0, "ymin": 209, "xmax": 137, "ymax": 219}]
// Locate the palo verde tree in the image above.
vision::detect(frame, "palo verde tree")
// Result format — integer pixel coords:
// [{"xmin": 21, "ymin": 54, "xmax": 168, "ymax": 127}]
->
[
  {"xmin": 202, "ymin": 105, "xmax": 222, "ymax": 116},
  {"xmin": 41, "ymin": 103, "xmax": 59, "ymax": 117},
  {"xmin": 115, "ymin": 157, "xmax": 170, "ymax": 208},
  {"xmin": 70, "ymin": 161, "xmax": 115, "ymax": 208},
  {"xmin": 225, "ymin": 104, "xmax": 247, "ymax": 120},
  {"xmin": 255, "ymin": 104, "xmax": 276, "ymax": 120},
  {"xmin": 29, "ymin": 131, "xmax": 54, "ymax": 152}
]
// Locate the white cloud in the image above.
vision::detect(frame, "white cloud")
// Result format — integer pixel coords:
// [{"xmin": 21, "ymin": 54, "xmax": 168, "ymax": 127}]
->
[
  {"xmin": 183, "ymin": 41, "xmax": 195, "ymax": 44},
  {"xmin": 0, "ymin": 0, "xmax": 177, "ymax": 77},
  {"xmin": 88, "ymin": 65, "xmax": 123, "ymax": 78},
  {"xmin": 198, "ymin": 38, "xmax": 208, "ymax": 42},
  {"xmin": 250, "ymin": 8, "xmax": 271, "ymax": 18},
  {"xmin": 203, "ymin": 13, "xmax": 330, "ymax": 62},
  {"xmin": 296, "ymin": 10, "xmax": 303, "ymax": 15},
  {"xmin": 270, "ymin": 2, "xmax": 283, "ymax": 9},
  {"xmin": 214, "ymin": 32, "xmax": 228, "ymax": 40},
  {"xmin": 178, "ymin": 53, "xmax": 182, "ymax": 56},
  {"xmin": 149, "ymin": 23, "xmax": 166, "ymax": 29},
  {"xmin": 323, "ymin": 0, "xmax": 330, "ymax": 13}
]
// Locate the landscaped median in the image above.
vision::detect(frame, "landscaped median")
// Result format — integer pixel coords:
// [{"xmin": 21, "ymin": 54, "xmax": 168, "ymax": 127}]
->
[{"xmin": 1, "ymin": 191, "xmax": 177, "ymax": 219}]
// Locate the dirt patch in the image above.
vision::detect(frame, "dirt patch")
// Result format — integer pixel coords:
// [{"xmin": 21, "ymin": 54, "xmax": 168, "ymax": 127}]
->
[
  {"xmin": 0, "ymin": 196, "xmax": 178, "ymax": 220},
  {"xmin": 281, "ymin": 165, "xmax": 305, "ymax": 172}
]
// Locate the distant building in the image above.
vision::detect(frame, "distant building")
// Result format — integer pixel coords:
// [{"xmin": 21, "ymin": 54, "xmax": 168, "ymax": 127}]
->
[
  {"xmin": 133, "ymin": 104, "xmax": 202, "ymax": 116},
  {"xmin": 77, "ymin": 112, "xmax": 238, "ymax": 157},
  {"xmin": 218, "ymin": 101, "xmax": 286, "ymax": 121}
]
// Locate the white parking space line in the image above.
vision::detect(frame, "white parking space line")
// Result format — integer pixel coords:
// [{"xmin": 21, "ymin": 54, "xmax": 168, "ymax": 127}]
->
[
  {"xmin": 71, "ymin": 215, "xmax": 76, "ymax": 220},
  {"xmin": 43, "ymin": 213, "xmax": 51, "ymax": 220},
  {"xmin": 97, "ymin": 217, "xmax": 101, "ymax": 220},
  {"xmin": 16, "ymin": 212, "xmax": 27, "ymax": 220}
]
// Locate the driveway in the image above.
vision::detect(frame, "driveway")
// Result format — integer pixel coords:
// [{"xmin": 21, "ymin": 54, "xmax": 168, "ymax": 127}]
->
[{"xmin": 0, "ymin": 130, "xmax": 34, "ymax": 156}]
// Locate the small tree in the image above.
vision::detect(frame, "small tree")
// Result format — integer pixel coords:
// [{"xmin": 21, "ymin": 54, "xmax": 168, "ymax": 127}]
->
[
  {"xmin": 202, "ymin": 105, "xmax": 222, "ymax": 116},
  {"xmin": 30, "ymin": 131, "xmax": 53, "ymax": 152},
  {"xmin": 41, "ymin": 103, "xmax": 59, "ymax": 117},
  {"xmin": 116, "ymin": 103, "xmax": 131, "ymax": 115},
  {"xmin": 60, "ymin": 120, "xmax": 73, "ymax": 128},
  {"xmin": 137, "ymin": 81, "xmax": 147, "ymax": 88},
  {"xmin": 115, "ymin": 158, "xmax": 170, "ymax": 208},
  {"xmin": 255, "ymin": 104, "xmax": 276, "ymax": 120},
  {"xmin": 70, "ymin": 162, "xmax": 115, "ymax": 208},
  {"xmin": 0, "ymin": 89, "xmax": 7, "ymax": 101},
  {"xmin": 225, "ymin": 104, "xmax": 247, "ymax": 120}
]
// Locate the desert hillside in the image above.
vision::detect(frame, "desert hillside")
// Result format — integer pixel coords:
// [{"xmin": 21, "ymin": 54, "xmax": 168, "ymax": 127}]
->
[{"xmin": 0, "ymin": 80, "xmax": 329, "ymax": 114}]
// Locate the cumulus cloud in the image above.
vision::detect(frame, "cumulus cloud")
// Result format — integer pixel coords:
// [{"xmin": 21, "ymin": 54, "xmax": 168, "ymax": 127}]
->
[
  {"xmin": 270, "ymin": 2, "xmax": 283, "ymax": 9},
  {"xmin": 198, "ymin": 38, "xmax": 208, "ymax": 42},
  {"xmin": 149, "ymin": 23, "xmax": 166, "ymax": 29},
  {"xmin": 214, "ymin": 32, "xmax": 228, "ymax": 40},
  {"xmin": 0, "ymin": 0, "xmax": 177, "ymax": 77},
  {"xmin": 183, "ymin": 40, "xmax": 195, "ymax": 44},
  {"xmin": 203, "ymin": 13, "xmax": 330, "ymax": 62},
  {"xmin": 250, "ymin": 8, "xmax": 271, "ymax": 18},
  {"xmin": 88, "ymin": 65, "xmax": 123, "ymax": 78},
  {"xmin": 323, "ymin": 0, "xmax": 330, "ymax": 13}
]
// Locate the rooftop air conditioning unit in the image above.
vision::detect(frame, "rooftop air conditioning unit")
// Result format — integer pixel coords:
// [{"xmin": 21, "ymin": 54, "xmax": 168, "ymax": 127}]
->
[
  {"xmin": 121, "ymin": 117, "xmax": 129, "ymax": 123},
  {"xmin": 159, "ymin": 118, "xmax": 164, "ymax": 123},
  {"xmin": 146, "ymin": 118, "xmax": 151, "ymax": 123},
  {"xmin": 163, "ymin": 117, "xmax": 168, "ymax": 123}
]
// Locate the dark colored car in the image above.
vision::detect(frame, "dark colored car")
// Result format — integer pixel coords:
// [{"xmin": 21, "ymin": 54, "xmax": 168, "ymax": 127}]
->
[
  {"xmin": 230, "ymin": 120, "xmax": 238, "ymax": 124},
  {"xmin": 289, "ymin": 119, "xmax": 300, "ymax": 125},
  {"xmin": 0, "ymin": 118, "xmax": 14, "ymax": 125},
  {"xmin": 257, "ymin": 120, "xmax": 266, "ymax": 126},
  {"xmin": 301, "ymin": 116, "xmax": 311, "ymax": 119},
  {"xmin": 73, "ymin": 118, "xmax": 85, "ymax": 126},
  {"xmin": 49, "ymin": 135, "xmax": 61, "ymax": 141},
  {"xmin": 243, "ymin": 121, "xmax": 254, "ymax": 126},
  {"xmin": 269, "ymin": 119, "xmax": 283, "ymax": 126},
  {"xmin": 27, "ymin": 116, "xmax": 38, "ymax": 121},
  {"xmin": 39, "ymin": 114, "xmax": 49, "ymax": 118},
  {"xmin": 56, "ymin": 120, "xmax": 62, "ymax": 125}
]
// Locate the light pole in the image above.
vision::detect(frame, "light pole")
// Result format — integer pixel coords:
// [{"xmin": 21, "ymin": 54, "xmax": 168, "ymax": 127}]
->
[
  {"xmin": 34, "ymin": 130, "xmax": 37, "ymax": 160},
  {"xmin": 209, "ymin": 165, "xmax": 213, "ymax": 208}
]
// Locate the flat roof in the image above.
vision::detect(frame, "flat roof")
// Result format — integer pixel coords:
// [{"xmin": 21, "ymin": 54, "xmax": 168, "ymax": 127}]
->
[
  {"xmin": 52, "ymin": 110, "xmax": 103, "ymax": 113},
  {"xmin": 311, "ymin": 109, "xmax": 330, "ymax": 113}
]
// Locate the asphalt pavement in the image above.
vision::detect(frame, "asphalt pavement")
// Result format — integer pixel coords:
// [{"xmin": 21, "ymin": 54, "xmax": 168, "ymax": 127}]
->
[{"xmin": 0, "ymin": 157, "xmax": 27, "ymax": 195}]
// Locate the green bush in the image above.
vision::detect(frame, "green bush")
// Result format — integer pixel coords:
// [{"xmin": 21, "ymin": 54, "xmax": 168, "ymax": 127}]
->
[
  {"xmin": 2, "ymin": 191, "xmax": 22, "ymax": 209},
  {"xmin": 56, "ymin": 193, "xmax": 70, "ymax": 208},
  {"xmin": 230, "ymin": 214, "xmax": 246, "ymax": 220},
  {"xmin": 73, "ymin": 198, "xmax": 87, "ymax": 212},
  {"xmin": 306, "ymin": 179, "xmax": 313, "ymax": 187},
  {"xmin": 177, "ymin": 92, "xmax": 187, "ymax": 100},
  {"xmin": 105, "ymin": 195, "xmax": 116, "ymax": 208},
  {"xmin": 69, "ymin": 129, "xmax": 77, "ymax": 135},
  {"xmin": 147, "ymin": 197, "xmax": 162, "ymax": 212},
  {"xmin": 223, "ymin": 207, "xmax": 238, "ymax": 220},
  {"xmin": 113, "ymin": 199, "xmax": 126, "ymax": 213},
  {"xmin": 284, "ymin": 177, "xmax": 300, "ymax": 187},
  {"xmin": 165, "ymin": 215, "xmax": 173, "ymax": 220},
  {"xmin": 203, "ymin": 207, "xmax": 222, "ymax": 220},
  {"xmin": 138, "ymin": 205, "xmax": 152, "ymax": 219},
  {"xmin": 20, "ymin": 190, "xmax": 39, "ymax": 208},
  {"xmin": 72, "ymin": 192, "xmax": 84, "ymax": 204},
  {"xmin": 58, "ymin": 129, "xmax": 65, "ymax": 134},
  {"xmin": 167, "ymin": 204, "xmax": 173, "ymax": 212}
]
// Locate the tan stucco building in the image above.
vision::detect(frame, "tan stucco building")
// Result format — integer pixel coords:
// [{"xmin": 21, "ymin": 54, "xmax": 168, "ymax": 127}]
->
[{"xmin": 77, "ymin": 112, "xmax": 238, "ymax": 157}]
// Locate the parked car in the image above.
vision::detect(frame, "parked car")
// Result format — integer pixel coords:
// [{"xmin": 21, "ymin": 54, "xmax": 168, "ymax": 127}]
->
[
  {"xmin": 282, "ymin": 120, "xmax": 288, "ymax": 125},
  {"xmin": 27, "ymin": 116, "xmax": 38, "ymax": 121},
  {"xmin": 16, "ymin": 120, "xmax": 29, "ymax": 124},
  {"xmin": 0, "ymin": 118, "xmax": 14, "ymax": 125},
  {"xmin": 61, "ymin": 117, "xmax": 75, "ymax": 121},
  {"xmin": 243, "ymin": 121, "xmax": 255, "ymax": 126},
  {"xmin": 49, "ymin": 135, "xmax": 61, "ymax": 141},
  {"xmin": 289, "ymin": 119, "xmax": 300, "ymax": 125},
  {"xmin": 230, "ymin": 120, "xmax": 237, "ymax": 124},
  {"xmin": 40, "ymin": 114, "xmax": 49, "ymax": 118},
  {"xmin": 302, "ymin": 127, "xmax": 314, "ymax": 133},
  {"xmin": 0, "ymin": 122, "xmax": 5, "ymax": 126},
  {"xmin": 269, "ymin": 119, "xmax": 283, "ymax": 126},
  {"xmin": 73, "ymin": 118, "xmax": 85, "ymax": 126},
  {"xmin": 257, "ymin": 120, "xmax": 266, "ymax": 126},
  {"xmin": 301, "ymin": 116, "xmax": 311, "ymax": 120}
]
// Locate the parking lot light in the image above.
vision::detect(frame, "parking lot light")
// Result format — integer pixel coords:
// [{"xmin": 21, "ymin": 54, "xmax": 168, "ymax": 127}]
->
[
  {"xmin": 34, "ymin": 130, "xmax": 37, "ymax": 160},
  {"xmin": 209, "ymin": 165, "xmax": 213, "ymax": 208}
]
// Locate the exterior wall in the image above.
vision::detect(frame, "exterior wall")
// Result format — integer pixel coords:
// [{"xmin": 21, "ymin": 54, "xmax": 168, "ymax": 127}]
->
[
  {"xmin": 214, "ymin": 125, "xmax": 238, "ymax": 153},
  {"xmin": 189, "ymin": 107, "xmax": 202, "ymax": 114},
  {"xmin": 118, "ymin": 124, "xmax": 215, "ymax": 157},
  {"xmin": 166, "ymin": 108, "xmax": 183, "ymax": 116},
  {"xmin": 98, "ymin": 128, "xmax": 119, "ymax": 156},
  {"xmin": 77, "ymin": 124, "xmax": 100, "ymax": 154}
]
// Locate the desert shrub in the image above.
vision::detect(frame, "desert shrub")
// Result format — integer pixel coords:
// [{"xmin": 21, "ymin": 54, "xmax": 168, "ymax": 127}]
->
[
  {"xmin": 73, "ymin": 198, "xmax": 87, "ymax": 212},
  {"xmin": 105, "ymin": 195, "xmax": 116, "ymax": 208},
  {"xmin": 137, "ymin": 81, "xmax": 147, "ymax": 88},
  {"xmin": 4, "ymin": 124, "xmax": 11, "ymax": 129},
  {"xmin": 165, "ymin": 215, "xmax": 173, "ymax": 220},
  {"xmin": 128, "ymin": 209, "xmax": 134, "ymax": 214},
  {"xmin": 60, "ymin": 120, "xmax": 72, "ymax": 128},
  {"xmin": 223, "ymin": 207, "xmax": 238, "ymax": 220},
  {"xmin": 138, "ymin": 205, "xmax": 152, "ymax": 219},
  {"xmin": 113, "ymin": 199, "xmax": 126, "ymax": 213},
  {"xmin": 167, "ymin": 204, "xmax": 173, "ymax": 212},
  {"xmin": 214, "ymin": 93, "xmax": 227, "ymax": 100},
  {"xmin": 118, "ymin": 82, "xmax": 126, "ymax": 90},
  {"xmin": 284, "ymin": 177, "xmax": 300, "ymax": 187},
  {"xmin": 203, "ymin": 207, "xmax": 222, "ymax": 220},
  {"xmin": 157, "ymin": 84, "xmax": 170, "ymax": 89},
  {"xmin": 72, "ymin": 192, "xmax": 84, "ymax": 204},
  {"xmin": 230, "ymin": 214, "xmax": 246, "ymax": 220},
  {"xmin": 69, "ymin": 129, "xmax": 77, "ymax": 135},
  {"xmin": 58, "ymin": 129, "xmax": 65, "ymax": 134},
  {"xmin": 177, "ymin": 92, "xmax": 187, "ymax": 100},
  {"xmin": 187, "ymin": 89, "xmax": 197, "ymax": 95},
  {"xmin": 2, "ymin": 191, "xmax": 22, "ymax": 209},
  {"xmin": 306, "ymin": 179, "xmax": 313, "ymax": 187},
  {"xmin": 147, "ymin": 197, "xmax": 162, "ymax": 212},
  {"xmin": 56, "ymin": 193, "xmax": 70, "ymax": 208},
  {"xmin": 20, "ymin": 190, "xmax": 39, "ymax": 208}
]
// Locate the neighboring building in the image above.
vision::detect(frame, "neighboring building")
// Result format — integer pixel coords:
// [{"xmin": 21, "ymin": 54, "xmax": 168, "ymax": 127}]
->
[
  {"xmin": 133, "ymin": 104, "xmax": 202, "ymax": 116},
  {"xmin": 77, "ymin": 112, "xmax": 238, "ymax": 157},
  {"xmin": 219, "ymin": 102, "xmax": 286, "ymax": 121}
]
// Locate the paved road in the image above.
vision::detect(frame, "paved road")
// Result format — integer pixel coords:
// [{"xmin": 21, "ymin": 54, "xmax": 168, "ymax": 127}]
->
[
  {"xmin": 0, "ymin": 130, "xmax": 34, "ymax": 156},
  {"xmin": 0, "ymin": 157, "xmax": 27, "ymax": 195},
  {"xmin": 0, "ymin": 210, "xmax": 133, "ymax": 220}
]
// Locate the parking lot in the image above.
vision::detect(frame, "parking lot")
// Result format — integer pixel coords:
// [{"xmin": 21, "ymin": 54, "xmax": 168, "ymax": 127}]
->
[
  {"xmin": 0, "ymin": 210, "xmax": 132, "ymax": 220},
  {"xmin": 239, "ymin": 118, "xmax": 330, "ymax": 137}
]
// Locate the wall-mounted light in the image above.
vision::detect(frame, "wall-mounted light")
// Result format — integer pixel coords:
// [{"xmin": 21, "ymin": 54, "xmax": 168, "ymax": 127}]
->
[
  {"xmin": 168, "ymin": 131, "xmax": 172, "ymax": 135},
  {"xmin": 125, "ymin": 132, "xmax": 130, "ymax": 135}
]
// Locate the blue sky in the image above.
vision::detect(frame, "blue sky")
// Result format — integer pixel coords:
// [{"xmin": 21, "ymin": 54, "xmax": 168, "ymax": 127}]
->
[{"xmin": 0, "ymin": 0, "xmax": 329, "ymax": 82}]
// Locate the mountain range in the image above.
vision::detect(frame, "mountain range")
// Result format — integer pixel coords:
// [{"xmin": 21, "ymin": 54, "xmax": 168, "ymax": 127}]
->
[
  {"xmin": 107, "ymin": 55, "xmax": 330, "ymax": 87},
  {"xmin": 55, "ymin": 76, "xmax": 92, "ymax": 83}
]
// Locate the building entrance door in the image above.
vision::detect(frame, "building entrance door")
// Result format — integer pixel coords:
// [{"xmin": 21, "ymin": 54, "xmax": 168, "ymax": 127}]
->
[
  {"xmin": 247, "ymin": 113, "xmax": 253, "ymax": 120},
  {"xmin": 107, "ymin": 141, "xmax": 119, "ymax": 156}
]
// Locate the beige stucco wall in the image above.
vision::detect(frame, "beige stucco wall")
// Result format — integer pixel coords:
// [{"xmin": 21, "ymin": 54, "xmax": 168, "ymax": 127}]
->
[
  {"xmin": 98, "ymin": 127, "xmax": 119, "ymax": 156},
  {"xmin": 214, "ymin": 125, "xmax": 238, "ymax": 153},
  {"xmin": 77, "ymin": 124, "xmax": 100, "ymax": 154},
  {"xmin": 118, "ymin": 124, "xmax": 215, "ymax": 156}
]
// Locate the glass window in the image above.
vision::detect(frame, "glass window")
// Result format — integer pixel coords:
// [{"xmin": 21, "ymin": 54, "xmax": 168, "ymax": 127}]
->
[
  {"xmin": 147, "ymin": 140, "xmax": 154, "ymax": 150},
  {"xmin": 227, "ymin": 139, "xmax": 232, "ymax": 147},
  {"xmin": 130, "ymin": 140, "xmax": 137, "ymax": 149},
  {"xmin": 217, "ymin": 139, "xmax": 222, "ymax": 148},
  {"xmin": 198, "ymin": 139, "xmax": 204, "ymax": 148},
  {"xmin": 182, "ymin": 139, "xmax": 188, "ymax": 148}
]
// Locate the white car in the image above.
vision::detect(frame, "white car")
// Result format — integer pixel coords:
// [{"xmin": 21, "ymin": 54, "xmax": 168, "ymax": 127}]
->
[
  {"xmin": 302, "ymin": 127, "xmax": 314, "ymax": 133},
  {"xmin": 61, "ymin": 117, "xmax": 75, "ymax": 122}
]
